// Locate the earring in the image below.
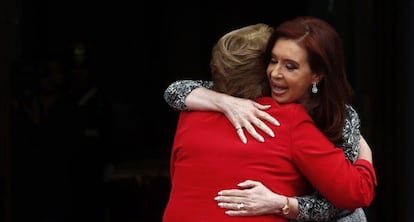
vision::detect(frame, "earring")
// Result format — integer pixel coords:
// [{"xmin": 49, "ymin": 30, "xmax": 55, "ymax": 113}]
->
[{"xmin": 312, "ymin": 82, "xmax": 318, "ymax": 94}]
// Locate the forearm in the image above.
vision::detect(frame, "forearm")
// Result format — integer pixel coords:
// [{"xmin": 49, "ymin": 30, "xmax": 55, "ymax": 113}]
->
[
  {"xmin": 357, "ymin": 135, "xmax": 372, "ymax": 164},
  {"xmin": 164, "ymin": 79, "xmax": 278, "ymax": 143},
  {"xmin": 185, "ymin": 87, "xmax": 231, "ymax": 112},
  {"xmin": 163, "ymin": 79, "xmax": 213, "ymax": 111},
  {"xmin": 294, "ymin": 194, "xmax": 338, "ymax": 221}
]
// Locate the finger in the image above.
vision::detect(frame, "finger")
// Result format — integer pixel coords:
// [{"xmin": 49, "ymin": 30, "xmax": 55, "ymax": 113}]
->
[
  {"xmin": 253, "ymin": 107, "xmax": 280, "ymax": 126},
  {"xmin": 237, "ymin": 180, "xmax": 261, "ymax": 188},
  {"xmin": 236, "ymin": 116, "xmax": 264, "ymax": 143},
  {"xmin": 252, "ymin": 102, "xmax": 280, "ymax": 126},
  {"xmin": 236, "ymin": 128, "xmax": 247, "ymax": 144},
  {"xmin": 218, "ymin": 202, "xmax": 244, "ymax": 211},
  {"xmin": 225, "ymin": 210, "xmax": 251, "ymax": 216},
  {"xmin": 218, "ymin": 189, "xmax": 245, "ymax": 196},
  {"xmin": 215, "ymin": 195, "xmax": 244, "ymax": 204},
  {"xmin": 226, "ymin": 114, "xmax": 248, "ymax": 144},
  {"xmin": 252, "ymin": 102, "xmax": 271, "ymax": 110},
  {"xmin": 243, "ymin": 124, "xmax": 264, "ymax": 142},
  {"xmin": 249, "ymin": 117, "xmax": 275, "ymax": 138}
]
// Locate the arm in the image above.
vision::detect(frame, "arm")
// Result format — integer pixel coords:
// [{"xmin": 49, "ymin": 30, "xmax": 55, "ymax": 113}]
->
[
  {"xmin": 358, "ymin": 135, "xmax": 372, "ymax": 164},
  {"xmin": 163, "ymin": 80, "xmax": 280, "ymax": 143},
  {"xmin": 215, "ymin": 106, "xmax": 376, "ymax": 219},
  {"xmin": 163, "ymin": 80, "xmax": 213, "ymax": 111},
  {"xmin": 292, "ymin": 113, "xmax": 376, "ymax": 210},
  {"xmin": 295, "ymin": 105, "xmax": 365, "ymax": 221}
]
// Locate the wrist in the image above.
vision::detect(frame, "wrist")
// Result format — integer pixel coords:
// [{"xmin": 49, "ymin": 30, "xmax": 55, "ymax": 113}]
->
[
  {"xmin": 280, "ymin": 196, "xmax": 290, "ymax": 215},
  {"xmin": 215, "ymin": 93, "xmax": 233, "ymax": 113}
]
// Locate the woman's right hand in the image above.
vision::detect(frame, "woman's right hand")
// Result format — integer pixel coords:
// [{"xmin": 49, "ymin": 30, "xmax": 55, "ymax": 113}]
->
[
  {"xmin": 217, "ymin": 94, "xmax": 280, "ymax": 144},
  {"xmin": 186, "ymin": 87, "xmax": 280, "ymax": 144}
]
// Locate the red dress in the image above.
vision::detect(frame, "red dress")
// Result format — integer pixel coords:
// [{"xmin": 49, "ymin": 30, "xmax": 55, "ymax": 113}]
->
[{"xmin": 162, "ymin": 97, "xmax": 376, "ymax": 222}]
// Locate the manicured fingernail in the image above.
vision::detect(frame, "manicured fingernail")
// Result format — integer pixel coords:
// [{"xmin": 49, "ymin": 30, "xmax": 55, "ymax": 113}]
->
[
  {"xmin": 259, "ymin": 136, "xmax": 264, "ymax": 142},
  {"xmin": 269, "ymin": 131, "xmax": 275, "ymax": 137},
  {"xmin": 242, "ymin": 138, "xmax": 247, "ymax": 144},
  {"xmin": 214, "ymin": 196, "xmax": 220, "ymax": 201},
  {"xmin": 218, "ymin": 191, "xmax": 223, "ymax": 195},
  {"xmin": 218, "ymin": 203, "xmax": 224, "ymax": 207},
  {"xmin": 274, "ymin": 120, "xmax": 280, "ymax": 126}
]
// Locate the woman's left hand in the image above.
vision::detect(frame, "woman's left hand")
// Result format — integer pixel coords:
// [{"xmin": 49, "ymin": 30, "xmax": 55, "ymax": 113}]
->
[{"xmin": 214, "ymin": 180, "xmax": 285, "ymax": 216}]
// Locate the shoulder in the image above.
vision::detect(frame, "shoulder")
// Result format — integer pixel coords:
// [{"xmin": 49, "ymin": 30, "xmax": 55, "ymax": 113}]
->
[
  {"xmin": 345, "ymin": 104, "xmax": 360, "ymax": 120},
  {"xmin": 255, "ymin": 97, "xmax": 312, "ymax": 123},
  {"xmin": 256, "ymin": 97, "xmax": 307, "ymax": 113},
  {"xmin": 280, "ymin": 103, "xmax": 311, "ymax": 121},
  {"xmin": 255, "ymin": 97, "xmax": 278, "ymax": 107}
]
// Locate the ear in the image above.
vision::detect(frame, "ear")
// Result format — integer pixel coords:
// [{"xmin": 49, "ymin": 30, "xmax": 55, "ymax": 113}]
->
[{"xmin": 311, "ymin": 73, "xmax": 323, "ymax": 84}]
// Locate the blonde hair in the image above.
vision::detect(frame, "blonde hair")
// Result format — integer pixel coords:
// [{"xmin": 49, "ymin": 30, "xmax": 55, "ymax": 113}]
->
[{"xmin": 211, "ymin": 23, "xmax": 273, "ymax": 99}]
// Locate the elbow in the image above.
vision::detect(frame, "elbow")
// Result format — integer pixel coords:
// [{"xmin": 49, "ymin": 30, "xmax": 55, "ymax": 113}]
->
[
  {"xmin": 335, "ymin": 191, "xmax": 375, "ymax": 211},
  {"xmin": 330, "ymin": 181, "xmax": 377, "ymax": 210},
  {"xmin": 333, "ymin": 159, "xmax": 378, "ymax": 210}
]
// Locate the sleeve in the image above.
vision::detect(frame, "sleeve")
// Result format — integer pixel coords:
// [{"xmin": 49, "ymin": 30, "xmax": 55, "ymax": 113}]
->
[
  {"xmin": 163, "ymin": 80, "xmax": 214, "ymax": 111},
  {"xmin": 295, "ymin": 192, "xmax": 337, "ymax": 221},
  {"xmin": 291, "ymin": 107, "xmax": 376, "ymax": 211},
  {"xmin": 339, "ymin": 105, "xmax": 361, "ymax": 162},
  {"xmin": 295, "ymin": 105, "xmax": 362, "ymax": 221}
]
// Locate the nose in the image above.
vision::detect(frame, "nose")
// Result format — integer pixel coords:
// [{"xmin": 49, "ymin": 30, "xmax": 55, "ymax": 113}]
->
[{"xmin": 269, "ymin": 65, "xmax": 283, "ymax": 80}]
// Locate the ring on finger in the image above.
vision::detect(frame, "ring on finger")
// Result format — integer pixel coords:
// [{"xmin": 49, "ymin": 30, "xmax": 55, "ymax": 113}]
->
[
  {"xmin": 235, "ymin": 126, "xmax": 243, "ymax": 131},
  {"xmin": 236, "ymin": 202, "xmax": 244, "ymax": 210}
]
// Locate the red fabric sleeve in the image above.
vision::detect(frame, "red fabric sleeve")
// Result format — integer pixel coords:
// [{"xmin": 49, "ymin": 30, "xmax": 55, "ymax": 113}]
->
[{"xmin": 290, "ymin": 106, "xmax": 377, "ymax": 210}]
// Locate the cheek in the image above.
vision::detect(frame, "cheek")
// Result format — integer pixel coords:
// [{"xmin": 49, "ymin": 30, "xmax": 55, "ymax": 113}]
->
[
  {"xmin": 288, "ymin": 79, "xmax": 311, "ymax": 97},
  {"xmin": 296, "ymin": 83, "xmax": 312, "ymax": 101},
  {"xmin": 266, "ymin": 66, "xmax": 272, "ymax": 78}
]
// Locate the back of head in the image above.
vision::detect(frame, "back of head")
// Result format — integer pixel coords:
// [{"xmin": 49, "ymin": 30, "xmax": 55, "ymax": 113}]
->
[{"xmin": 211, "ymin": 23, "xmax": 273, "ymax": 100}]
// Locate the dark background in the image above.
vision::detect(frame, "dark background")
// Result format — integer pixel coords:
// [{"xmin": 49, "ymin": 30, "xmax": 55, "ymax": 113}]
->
[{"xmin": 0, "ymin": 0, "xmax": 412, "ymax": 221}]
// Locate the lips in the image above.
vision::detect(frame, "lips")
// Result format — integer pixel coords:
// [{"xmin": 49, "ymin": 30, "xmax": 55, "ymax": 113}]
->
[{"xmin": 271, "ymin": 85, "xmax": 288, "ymax": 95}]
